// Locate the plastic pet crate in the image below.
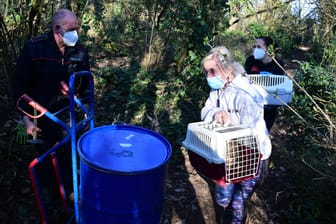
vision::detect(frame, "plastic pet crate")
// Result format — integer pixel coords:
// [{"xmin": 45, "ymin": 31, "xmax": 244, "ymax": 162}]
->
[
  {"xmin": 182, "ymin": 122, "xmax": 261, "ymax": 184},
  {"xmin": 247, "ymin": 74, "xmax": 293, "ymax": 105}
]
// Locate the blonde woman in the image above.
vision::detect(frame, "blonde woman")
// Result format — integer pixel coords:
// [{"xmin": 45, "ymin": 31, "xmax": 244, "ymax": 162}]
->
[{"xmin": 200, "ymin": 46, "xmax": 271, "ymax": 223}]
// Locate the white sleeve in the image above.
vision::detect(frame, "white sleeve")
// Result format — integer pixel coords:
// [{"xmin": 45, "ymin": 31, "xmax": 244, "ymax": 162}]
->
[
  {"xmin": 201, "ymin": 91, "xmax": 222, "ymax": 122},
  {"xmin": 236, "ymin": 89, "xmax": 272, "ymax": 160}
]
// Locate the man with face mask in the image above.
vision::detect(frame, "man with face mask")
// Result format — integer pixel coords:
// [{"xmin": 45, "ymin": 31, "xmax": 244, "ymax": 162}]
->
[
  {"xmin": 244, "ymin": 36, "xmax": 285, "ymax": 132},
  {"xmin": 12, "ymin": 8, "xmax": 90, "ymax": 220},
  {"xmin": 13, "ymin": 8, "xmax": 90, "ymax": 148}
]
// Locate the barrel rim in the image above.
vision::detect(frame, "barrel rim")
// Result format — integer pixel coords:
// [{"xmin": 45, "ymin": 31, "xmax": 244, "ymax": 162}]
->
[{"xmin": 77, "ymin": 124, "xmax": 172, "ymax": 174}]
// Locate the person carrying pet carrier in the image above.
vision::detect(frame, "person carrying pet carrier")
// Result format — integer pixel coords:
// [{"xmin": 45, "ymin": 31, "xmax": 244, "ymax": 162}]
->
[{"xmin": 201, "ymin": 46, "xmax": 271, "ymax": 224}]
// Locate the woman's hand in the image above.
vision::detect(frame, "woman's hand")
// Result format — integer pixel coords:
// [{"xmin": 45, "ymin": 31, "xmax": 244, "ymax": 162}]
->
[{"xmin": 214, "ymin": 111, "xmax": 230, "ymax": 124}]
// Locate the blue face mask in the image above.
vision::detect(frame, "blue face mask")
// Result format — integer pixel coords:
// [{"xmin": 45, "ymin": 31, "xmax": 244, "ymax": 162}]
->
[
  {"xmin": 253, "ymin": 48, "xmax": 266, "ymax": 60},
  {"xmin": 207, "ymin": 76, "xmax": 225, "ymax": 90}
]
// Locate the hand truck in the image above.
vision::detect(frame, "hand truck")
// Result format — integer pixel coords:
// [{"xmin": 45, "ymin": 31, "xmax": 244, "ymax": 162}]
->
[{"xmin": 16, "ymin": 71, "xmax": 94, "ymax": 224}]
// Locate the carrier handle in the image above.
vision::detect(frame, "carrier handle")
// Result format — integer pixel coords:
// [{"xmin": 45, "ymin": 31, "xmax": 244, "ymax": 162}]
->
[
  {"xmin": 16, "ymin": 94, "xmax": 48, "ymax": 119},
  {"xmin": 212, "ymin": 121, "xmax": 231, "ymax": 127}
]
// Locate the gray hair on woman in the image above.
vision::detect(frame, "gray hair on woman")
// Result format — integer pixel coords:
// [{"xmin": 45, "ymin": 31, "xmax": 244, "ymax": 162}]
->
[{"xmin": 201, "ymin": 46, "xmax": 246, "ymax": 76}]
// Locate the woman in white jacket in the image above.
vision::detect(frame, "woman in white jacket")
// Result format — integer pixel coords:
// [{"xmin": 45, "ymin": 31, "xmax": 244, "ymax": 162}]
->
[{"xmin": 200, "ymin": 46, "xmax": 271, "ymax": 223}]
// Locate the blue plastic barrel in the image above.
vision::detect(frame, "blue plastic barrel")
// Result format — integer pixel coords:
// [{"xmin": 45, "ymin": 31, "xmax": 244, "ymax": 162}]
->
[{"xmin": 77, "ymin": 125, "xmax": 172, "ymax": 224}]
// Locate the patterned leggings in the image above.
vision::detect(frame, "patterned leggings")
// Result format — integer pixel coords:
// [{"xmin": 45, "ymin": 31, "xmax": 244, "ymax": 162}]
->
[{"xmin": 215, "ymin": 162, "xmax": 263, "ymax": 224}]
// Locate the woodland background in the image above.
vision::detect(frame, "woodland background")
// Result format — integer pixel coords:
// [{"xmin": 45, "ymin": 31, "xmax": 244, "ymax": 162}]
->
[{"xmin": 0, "ymin": 0, "xmax": 335, "ymax": 223}]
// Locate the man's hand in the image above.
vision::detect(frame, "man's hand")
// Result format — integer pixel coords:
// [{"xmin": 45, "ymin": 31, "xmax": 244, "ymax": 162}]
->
[
  {"xmin": 23, "ymin": 116, "xmax": 41, "ymax": 136},
  {"xmin": 60, "ymin": 81, "xmax": 69, "ymax": 96}
]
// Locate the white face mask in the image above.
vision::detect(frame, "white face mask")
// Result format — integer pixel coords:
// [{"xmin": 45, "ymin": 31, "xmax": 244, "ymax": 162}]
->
[
  {"xmin": 62, "ymin": 30, "xmax": 78, "ymax": 46},
  {"xmin": 253, "ymin": 48, "xmax": 266, "ymax": 60}
]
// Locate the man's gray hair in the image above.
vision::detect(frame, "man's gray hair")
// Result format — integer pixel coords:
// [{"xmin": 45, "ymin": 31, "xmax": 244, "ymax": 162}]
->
[{"xmin": 51, "ymin": 9, "xmax": 76, "ymax": 29}]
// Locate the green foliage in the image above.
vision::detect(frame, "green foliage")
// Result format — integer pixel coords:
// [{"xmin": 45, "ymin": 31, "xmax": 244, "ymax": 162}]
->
[
  {"xmin": 271, "ymin": 29, "xmax": 296, "ymax": 56},
  {"xmin": 212, "ymin": 30, "xmax": 250, "ymax": 64},
  {"xmin": 321, "ymin": 41, "xmax": 336, "ymax": 70},
  {"xmin": 246, "ymin": 23, "xmax": 269, "ymax": 38},
  {"xmin": 93, "ymin": 65, "xmax": 138, "ymax": 124},
  {"xmin": 246, "ymin": 23, "xmax": 295, "ymax": 56},
  {"xmin": 292, "ymin": 62, "xmax": 336, "ymax": 131},
  {"xmin": 284, "ymin": 147, "xmax": 336, "ymax": 224},
  {"xmin": 179, "ymin": 45, "xmax": 209, "ymax": 105},
  {"xmin": 284, "ymin": 62, "xmax": 336, "ymax": 147},
  {"xmin": 280, "ymin": 61, "xmax": 336, "ymax": 223}
]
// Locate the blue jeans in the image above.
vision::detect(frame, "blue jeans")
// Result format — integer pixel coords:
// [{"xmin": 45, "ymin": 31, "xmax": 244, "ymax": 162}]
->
[{"xmin": 215, "ymin": 161, "xmax": 263, "ymax": 224}]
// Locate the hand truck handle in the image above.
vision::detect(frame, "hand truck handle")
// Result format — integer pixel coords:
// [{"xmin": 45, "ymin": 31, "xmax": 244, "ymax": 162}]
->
[{"xmin": 16, "ymin": 94, "xmax": 48, "ymax": 119}]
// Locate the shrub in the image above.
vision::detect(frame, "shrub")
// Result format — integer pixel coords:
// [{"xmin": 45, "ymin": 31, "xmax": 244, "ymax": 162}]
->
[{"xmin": 280, "ymin": 61, "xmax": 336, "ymax": 223}]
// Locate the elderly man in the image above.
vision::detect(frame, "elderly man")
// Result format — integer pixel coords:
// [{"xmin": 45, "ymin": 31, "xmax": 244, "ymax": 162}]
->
[
  {"xmin": 13, "ymin": 8, "xmax": 90, "ymax": 144},
  {"xmin": 12, "ymin": 8, "xmax": 90, "ymax": 221}
]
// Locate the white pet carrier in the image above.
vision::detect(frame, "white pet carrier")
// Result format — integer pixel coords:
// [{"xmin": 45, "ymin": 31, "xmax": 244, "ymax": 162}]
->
[
  {"xmin": 182, "ymin": 121, "xmax": 261, "ymax": 183},
  {"xmin": 247, "ymin": 74, "xmax": 293, "ymax": 105}
]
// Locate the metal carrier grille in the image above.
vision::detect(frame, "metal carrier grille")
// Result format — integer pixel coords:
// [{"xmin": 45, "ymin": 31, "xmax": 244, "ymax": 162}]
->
[
  {"xmin": 248, "ymin": 74, "xmax": 286, "ymax": 86},
  {"xmin": 247, "ymin": 74, "xmax": 293, "ymax": 105},
  {"xmin": 225, "ymin": 135, "xmax": 260, "ymax": 183}
]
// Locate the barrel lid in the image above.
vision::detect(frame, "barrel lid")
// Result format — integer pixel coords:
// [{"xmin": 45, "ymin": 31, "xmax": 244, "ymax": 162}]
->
[{"xmin": 78, "ymin": 125, "xmax": 172, "ymax": 173}]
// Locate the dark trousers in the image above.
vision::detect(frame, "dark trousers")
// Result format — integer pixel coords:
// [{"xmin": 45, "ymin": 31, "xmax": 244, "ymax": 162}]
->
[
  {"xmin": 264, "ymin": 106, "xmax": 279, "ymax": 132},
  {"xmin": 34, "ymin": 117, "xmax": 73, "ymax": 201}
]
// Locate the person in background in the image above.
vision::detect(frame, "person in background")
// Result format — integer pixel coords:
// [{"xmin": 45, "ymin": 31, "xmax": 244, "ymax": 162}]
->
[
  {"xmin": 244, "ymin": 36, "xmax": 285, "ymax": 75},
  {"xmin": 244, "ymin": 36, "xmax": 285, "ymax": 131},
  {"xmin": 12, "ymin": 8, "xmax": 90, "ymax": 219},
  {"xmin": 201, "ymin": 46, "xmax": 271, "ymax": 224}
]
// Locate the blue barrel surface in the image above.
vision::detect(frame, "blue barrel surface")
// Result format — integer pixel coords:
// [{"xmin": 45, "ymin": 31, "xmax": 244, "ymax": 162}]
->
[{"xmin": 77, "ymin": 125, "xmax": 172, "ymax": 224}]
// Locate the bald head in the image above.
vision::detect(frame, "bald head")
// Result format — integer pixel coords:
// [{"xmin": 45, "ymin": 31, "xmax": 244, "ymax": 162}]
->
[
  {"xmin": 52, "ymin": 9, "xmax": 78, "ymax": 32},
  {"xmin": 52, "ymin": 9, "xmax": 79, "ymax": 50}
]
